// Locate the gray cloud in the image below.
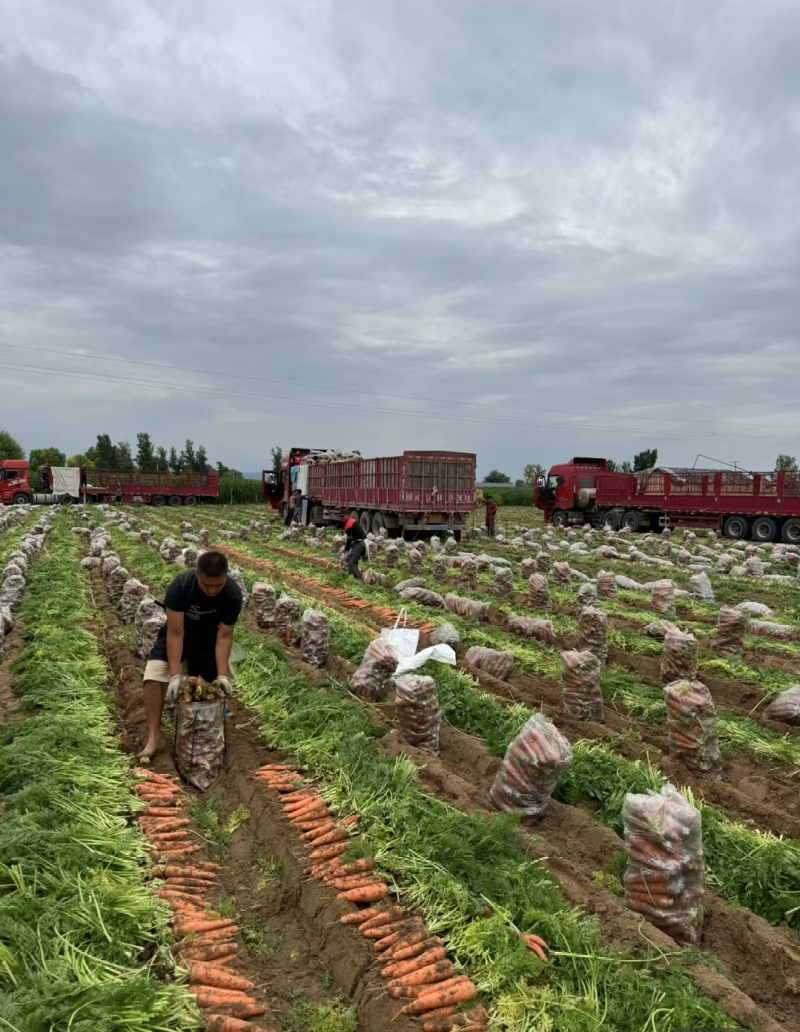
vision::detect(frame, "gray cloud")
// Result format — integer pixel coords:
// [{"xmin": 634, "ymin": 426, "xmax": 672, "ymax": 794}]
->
[{"xmin": 1, "ymin": 0, "xmax": 800, "ymax": 478}]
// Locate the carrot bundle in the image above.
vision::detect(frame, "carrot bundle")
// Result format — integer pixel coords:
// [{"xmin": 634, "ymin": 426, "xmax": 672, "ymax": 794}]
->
[
  {"xmin": 560, "ymin": 649, "xmax": 603, "ymax": 722},
  {"xmin": 622, "ymin": 784, "xmax": 704, "ymax": 947},
  {"xmin": 489, "ymin": 713, "xmax": 572, "ymax": 818},
  {"xmin": 660, "ymin": 631, "xmax": 699, "ymax": 684},
  {"xmin": 576, "ymin": 606, "xmax": 608, "ymax": 665},
  {"xmin": 394, "ymin": 674, "xmax": 441, "ymax": 756},
  {"xmin": 664, "ymin": 680, "xmax": 721, "ymax": 781}
]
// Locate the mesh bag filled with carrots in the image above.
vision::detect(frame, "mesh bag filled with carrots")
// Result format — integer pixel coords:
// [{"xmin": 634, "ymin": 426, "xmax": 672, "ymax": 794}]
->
[
  {"xmin": 507, "ymin": 614, "xmax": 555, "ymax": 645},
  {"xmin": 664, "ymin": 680, "xmax": 722, "ymax": 781},
  {"xmin": 383, "ymin": 543, "xmax": 400, "ymax": 569},
  {"xmin": 747, "ymin": 620, "xmax": 795, "ymax": 641},
  {"xmin": 520, "ymin": 557, "xmax": 538, "ymax": 579},
  {"xmin": 561, "ymin": 649, "xmax": 603, "ymax": 721},
  {"xmin": 577, "ymin": 606, "xmax": 608, "ymax": 664},
  {"xmin": 660, "ymin": 631, "xmax": 698, "ymax": 684},
  {"xmin": 300, "ymin": 609, "xmax": 329, "ymax": 668},
  {"xmin": 407, "ymin": 547, "xmax": 424, "ymax": 573},
  {"xmin": 399, "ymin": 587, "xmax": 445, "ymax": 608},
  {"xmin": 274, "ymin": 594, "xmax": 302, "ymax": 644},
  {"xmin": 433, "ymin": 556, "xmax": 449, "ymax": 583},
  {"xmin": 492, "ymin": 567, "xmax": 512, "ymax": 599},
  {"xmin": 464, "ymin": 645, "xmax": 515, "ymax": 681},
  {"xmin": 764, "ymin": 686, "xmax": 800, "ymax": 726},
  {"xmin": 713, "ymin": 607, "xmax": 748, "ymax": 657},
  {"xmin": 394, "ymin": 674, "xmax": 441, "ymax": 755},
  {"xmin": 651, "ymin": 580, "xmax": 676, "ymax": 617},
  {"xmin": 575, "ymin": 582, "xmax": 596, "ymax": 616},
  {"xmin": 252, "ymin": 582, "xmax": 277, "ymax": 629},
  {"xmin": 444, "ymin": 594, "xmax": 490, "ymax": 621},
  {"xmin": 363, "ymin": 569, "xmax": 388, "ymax": 586},
  {"xmin": 459, "ymin": 558, "xmax": 479, "ymax": 590},
  {"xmin": 350, "ymin": 639, "xmax": 399, "ymax": 702},
  {"xmin": 535, "ymin": 552, "xmax": 552, "ymax": 573},
  {"xmin": 622, "ymin": 784, "xmax": 705, "ymax": 946},
  {"xmin": 527, "ymin": 573, "xmax": 551, "ymax": 611},
  {"xmin": 596, "ymin": 570, "xmax": 618, "ymax": 600},
  {"xmin": 552, "ymin": 561, "xmax": 571, "ymax": 586},
  {"xmin": 489, "ymin": 713, "xmax": 572, "ymax": 817},
  {"xmin": 173, "ymin": 699, "xmax": 226, "ymax": 792}
]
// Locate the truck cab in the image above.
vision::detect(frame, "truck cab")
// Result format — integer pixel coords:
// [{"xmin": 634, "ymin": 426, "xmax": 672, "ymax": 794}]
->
[
  {"xmin": 535, "ymin": 457, "xmax": 609, "ymax": 527},
  {"xmin": 0, "ymin": 460, "xmax": 32, "ymax": 504}
]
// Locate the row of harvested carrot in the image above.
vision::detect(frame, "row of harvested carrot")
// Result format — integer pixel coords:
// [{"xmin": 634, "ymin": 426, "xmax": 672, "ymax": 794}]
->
[
  {"xmin": 219, "ymin": 546, "xmax": 436, "ymax": 634},
  {"xmin": 134, "ymin": 768, "xmax": 277, "ymax": 1032},
  {"xmin": 255, "ymin": 762, "xmax": 488, "ymax": 1032}
]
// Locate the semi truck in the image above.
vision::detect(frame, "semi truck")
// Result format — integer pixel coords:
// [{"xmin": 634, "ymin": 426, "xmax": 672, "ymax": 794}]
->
[
  {"xmin": 262, "ymin": 447, "xmax": 477, "ymax": 539},
  {"xmin": 534, "ymin": 457, "xmax": 800, "ymax": 542},
  {"xmin": 0, "ymin": 461, "xmax": 219, "ymax": 506}
]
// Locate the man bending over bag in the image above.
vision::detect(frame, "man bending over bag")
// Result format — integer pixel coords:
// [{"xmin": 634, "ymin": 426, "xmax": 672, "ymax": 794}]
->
[{"xmin": 140, "ymin": 550, "xmax": 243, "ymax": 761}]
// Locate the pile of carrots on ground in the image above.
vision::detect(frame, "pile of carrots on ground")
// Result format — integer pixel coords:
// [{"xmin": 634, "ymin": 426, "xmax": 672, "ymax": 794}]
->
[
  {"xmin": 134, "ymin": 768, "xmax": 277, "ymax": 1032},
  {"xmin": 254, "ymin": 762, "xmax": 489, "ymax": 1031}
]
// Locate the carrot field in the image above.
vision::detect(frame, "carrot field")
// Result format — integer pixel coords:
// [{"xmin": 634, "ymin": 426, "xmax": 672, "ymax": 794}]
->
[{"xmin": 2, "ymin": 501, "xmax": 800, "ymax": 1032}]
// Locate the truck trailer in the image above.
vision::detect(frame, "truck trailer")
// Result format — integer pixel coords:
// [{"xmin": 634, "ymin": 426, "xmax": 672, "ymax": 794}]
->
[
  {"xmin": 263, "ymin": 447, "xmax": 476, "ymax": 539},
  {"xmin": 0, "ymin": 461, "xmax": 219, "ymax": 506},
  {"xmin": 535, "ymin": 457, "xmax": 800, "ymax": 542}
]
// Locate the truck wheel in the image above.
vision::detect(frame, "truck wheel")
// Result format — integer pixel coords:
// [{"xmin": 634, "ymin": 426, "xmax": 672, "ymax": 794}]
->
[
  {"xmin": 723, "ymin": 515, "xmax": 749, "ymax": 540},
  {"xmin": 782, "ymin": 518, "xmax": 800, "ymax": 544},
  {"xmin": 151, "ymin": 495, "xmax": 166, "ymax": 507},
  {"xmin": 359, "ymin": 510, "xmax": 371, "ymax": 535},
  {"xmin": 621, "ymin": 510, "xmax": 643, "ymax": 532},
  {"xmin": 602, "ymin": 510, "xmax": 622, "ymax": 530},
  {"xmin": 168, "ymin": 495, "xmax": 183, "ymax": 507},
  {"xmin": 372, "ymin": 512, "xmax": 386, "ymax": 536},
  {"xmin": 12, "ymin": 493, "xmax": 30, "ymax": 505},
  {"xmin": 183, "ymin": 496, "xmax": 197, "ymax": 507},
  {"xmin": 551, "ymin": 510, "xmax": 567, "ymax": 528},
  {"xmin": 751, "ymin": 516, "xmax": 777, "ymax": 542}
]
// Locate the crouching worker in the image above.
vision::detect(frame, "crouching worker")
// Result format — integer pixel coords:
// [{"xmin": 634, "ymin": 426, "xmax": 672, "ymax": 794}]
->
[
  {"xmin": 342, "ymin": 516, "xmax": 367, "ymax": 579},
  {"xmin": 139, "ymin": 549, "xmax": 243, "ymax": 762}
]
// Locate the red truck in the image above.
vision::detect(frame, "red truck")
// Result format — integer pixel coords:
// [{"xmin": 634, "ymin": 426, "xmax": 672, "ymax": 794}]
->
[
  {"xmin": 262, "ymin": 447, "xmax": 476, "ymax": 539},
  {"xmin": 535, "ymin": 457, "xmax": 800, "ymax": 543},
  {"xmin": 0, "ymin": 460, "xmax": 219, "ymax": 507}
]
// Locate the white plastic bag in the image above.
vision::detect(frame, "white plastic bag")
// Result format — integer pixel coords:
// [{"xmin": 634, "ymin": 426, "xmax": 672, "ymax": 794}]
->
[
  {"xmin": 379, "ymin": 609, "xmax": 419, "ymax": 665},
  {"xmin": 395, "ymin": 643, "xmax": 456, "ymax": 676}
]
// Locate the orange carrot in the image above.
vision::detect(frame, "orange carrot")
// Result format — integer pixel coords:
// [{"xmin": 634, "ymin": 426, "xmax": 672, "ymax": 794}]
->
[
  {"xmin": 339, "ymin": 884, "xmax": 388, "ymax": 903},
  {"xmin": 176, "ymin": 928, "xmax": 240, "ymax": 946},
  {"xmin": 382, "ymin": 947, "xmax": 447, "ymax": 979},
  {"xmin": 309, "ymin": 828, "xmax": 349, "ymax": 848},
  {"xmin": 160, "ymin": 866, "xmax": 218, "ymax": 880},
  {"xmin": 339, "ymin": 815, "xmax": 359, "ymax": 827},
  {"xmin": 335, "ymin": 876, "xmax": 385, "ymax": 894},
  {"xmin": 522, "ymin": 935, "xmax": 548, "ymax": 963},
  {"xmin": 177, "ymin": 945, "xmax": 239, "ymax": 964},
  {"xmin": 312, "ymin": 842, "xmax": 350, "ymax": 860},
  {"xmin": 199, "ymin": 1003, "xmax": 268, "ymax": 1020},
  {"xmin": 421, "ymin": 1007, "xmax": 458, "ymax": 1031},
  {"xmin": 338, "ymin": 908, "xmax": 384, "ymax": 925},
  {"xmin": 187, "ymin": 963, "xmax": 255, "ymax": 991},
  {"xmin": 204, "ymin": 1016, "xmax": 274, "ymax": 1032},
  {"xmin": 387, "ymin": 960, "xmax": 455, "ymax": 989},
  {"xmin": 374, "ymin": 919, "xmax": 426, "ymax": 950},
  {"xmin": 358, "ymin": 907, "xmax": 404, "ymax": 932},
  {"xmin": 152, "ymin": 846, "xmax": 201, "ymax": 860},
  {"xmin": 335, "ymin": 859, "xmax": 373, "ymax": 875},
  {"xmin": 174, "ymin": 918, "xmax": 235, "ymax": 936},
  {"xmin": 384, "ymin": 935, "xmax": 442, "ymax": 962},
  {"xmin": 301, "ymin": 822, "xmax": 336, "ymax": 841},
  {"xmin": 403, "ymin": 980, "xmax": 478, "ymax": 1015},
  {"xmin": 142, "ymin": 807, "xmax": 183, "ymax": 817}
]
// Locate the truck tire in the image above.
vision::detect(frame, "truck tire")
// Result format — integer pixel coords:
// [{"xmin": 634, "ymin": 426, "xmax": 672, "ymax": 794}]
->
[
  {"xmin": 151, "ymin": 495, "xmax": 166, "ymax": 507},
  {"xmin": 359, "ymin": 510, "xmax": 371, "ymax": 535},
  {"xmin": 183, "ymin": 496, "xmax": 197, "ymax": 507},
  {"xmin": 168, "ymin": 495, "xmax": 183, "ymax": 507},
  {"xmin": 602, "ymin": 510, "xmax": 622, "ymax": 530},
  {"xmin": 551, "ymin": 510, "xmax": 567, "ymax": 528},
  {"xmin": 12, "ymin": 493, "xmax": 30, "ymax": 505},
  {"xmin": 751, "ymin": 516, "xmax": 777, "ymax": 542},
  {"xmin": 781, "ymin": 518, "xmax": 800, "ymax": 543},
  {"xmin": 621, "ymin": 510, "xmax": 643, "ymax": 532},
  {"xmin": 723, "ymin": 515, "xmax": 749, "ymax": 540},
  {"xmin": 372, "ymin": 512, "xmax": 386, "ymax": 536}
]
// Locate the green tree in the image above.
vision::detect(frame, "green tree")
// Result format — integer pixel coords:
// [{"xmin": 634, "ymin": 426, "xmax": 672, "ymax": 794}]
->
[
  {"xmin": 621, "ymin": 460, "xmax": 633, "ymax": 473},
  {"xmin": 66, "ymin": 453, "xmax": 94, "ymax": 468},
  {"xmin": 633, "ymin": 449, "xmax": 658, "ymax": 472},
  {"xmin": 182, "ymin": 439, "xmax": 197, "ymax": 472},
  {"xmin": 155, "ymin": 446, "xmax": 168, "ymax": 470},
  {"xmin": 0, "ymin": 430, "xmax": 25, "ymax": 462},
  {"xmin": 514, "ymin": 479, "xmax": 524, "ymax": 488},
  {"xmin": 606, "ymin": 460, "xmax": 619, "ymax": 473},
  {"xmin": 483, "ymin": 469, "xmax": 511, "ymax": 483},
  {"xmin": 116, "ymin": 441, "xmax": 133, "ymax": 469},
  {"xmin": 93, "ymin": 434, "xmax": 118, "ymax": 468},
  {"xmin": 270, "ymin": 446, "xmax": 284, "ymax": 476},
  {"xmin": 194, "ymin": 444, "xmax": 209, "ymax": 473},
  {"xmin": 169, "ymin": 447, "xmax": 183, "ymax": 474},
  {"xmin": 775, "ymin": 454, "xmax": 798, "ymax": 472},
  {"xmin": 136, "ymin": 432, "xmax": 156, "ymax": 470},
  {"xmin": 523, "ymin": 463, "xmax": 545, "ymax": 485},
  {"xmin": 28, "ymin": 446, "xmax": 65, "ymax": 469}
]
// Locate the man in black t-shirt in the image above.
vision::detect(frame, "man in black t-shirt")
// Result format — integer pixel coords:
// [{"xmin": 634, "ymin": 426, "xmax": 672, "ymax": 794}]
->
[
  {"xmin": 342, "ymin": 516, "xmax": 367, "ymax": 579},
  {"xmin": 140, "ymin": 550, "xmax": 243, "ymax": 761}
]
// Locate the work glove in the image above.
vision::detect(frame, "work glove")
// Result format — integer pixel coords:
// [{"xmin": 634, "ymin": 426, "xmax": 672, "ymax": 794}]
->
[
  {"xmin": 216, "ymin": 675, "xmax": 233, "ymax": 697},
  {"xmin": 166, "ymin": 674, "xmax": 183, "ymax": 703}
]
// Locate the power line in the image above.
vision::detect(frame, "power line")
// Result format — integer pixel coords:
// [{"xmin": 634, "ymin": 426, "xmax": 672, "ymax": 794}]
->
[
  {"xmin": 1, "ymin": 359, "xmax": 795, "ymax": 442},
  {"xmin": 0, "ymin": 340, "xmax": 797, "ymax": 436}
]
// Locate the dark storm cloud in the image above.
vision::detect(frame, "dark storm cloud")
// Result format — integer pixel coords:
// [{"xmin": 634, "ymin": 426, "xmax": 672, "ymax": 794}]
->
[{"xmin": 1, "ymin": 0, "xmax": 799, "ymax": 475}]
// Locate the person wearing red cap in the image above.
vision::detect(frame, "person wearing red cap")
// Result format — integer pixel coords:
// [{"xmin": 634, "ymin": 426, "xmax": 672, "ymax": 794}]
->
[{"xmin": 342, "ymin": 516, "xmax": 367, "ymax": 579}]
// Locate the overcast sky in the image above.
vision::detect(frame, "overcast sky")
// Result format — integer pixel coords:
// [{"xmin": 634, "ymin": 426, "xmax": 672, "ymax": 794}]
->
[{"xmin": 2, "ymin": 0, "xmax": 800, "ymax": 479}]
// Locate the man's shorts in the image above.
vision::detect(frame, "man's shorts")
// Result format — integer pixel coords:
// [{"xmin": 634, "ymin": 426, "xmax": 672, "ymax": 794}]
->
[{"xmin": 142, "ymin": 659, "xmax": 234, "ymax": 684}]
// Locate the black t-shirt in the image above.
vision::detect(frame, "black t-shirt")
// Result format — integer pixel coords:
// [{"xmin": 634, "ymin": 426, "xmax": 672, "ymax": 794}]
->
[
  {"xmin": 149, "ymin": 571, "xmax": 243, "ymax": 680},
  {"xmin": 345, "ymin": 522, "xmax": 366, "ymax": 546}
]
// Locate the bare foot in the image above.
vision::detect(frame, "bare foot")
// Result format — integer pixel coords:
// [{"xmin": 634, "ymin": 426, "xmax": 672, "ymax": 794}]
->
[{"xmin": 138, "ymin": 736, "xmax": 160, "ymax": 763}]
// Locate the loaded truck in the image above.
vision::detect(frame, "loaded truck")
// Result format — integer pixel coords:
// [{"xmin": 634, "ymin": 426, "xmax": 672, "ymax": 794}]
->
[
  {"xmin": 262, "ymin": 447, "xmax": 476, "ymax": 539},
  {"xmin": 535, "ymin": 457, "xmax": 800, "ymax": 542},
  {"xmin": 0, "ymin": 460, "xmax": 219, "ymax": 506}
]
